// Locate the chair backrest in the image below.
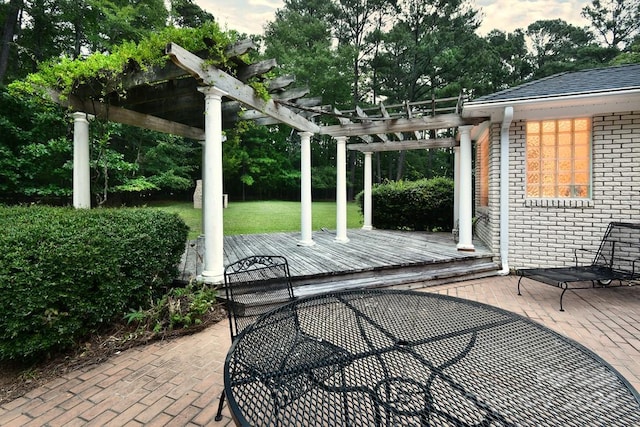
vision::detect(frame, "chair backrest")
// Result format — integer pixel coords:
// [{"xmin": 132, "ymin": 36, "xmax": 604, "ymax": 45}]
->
[
  {"xmin": 223, "ymin": 255, "xmax": 295, "ymax": 340},
  {"xmin": 593, "ymin": 222, "xmax": 640, "ymax": 277}
]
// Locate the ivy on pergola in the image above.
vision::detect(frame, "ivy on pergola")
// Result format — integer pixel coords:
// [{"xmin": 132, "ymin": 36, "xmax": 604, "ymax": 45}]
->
[{"xmin": 12, "ymin": 22, "xmax": 476, "ymax": 151}]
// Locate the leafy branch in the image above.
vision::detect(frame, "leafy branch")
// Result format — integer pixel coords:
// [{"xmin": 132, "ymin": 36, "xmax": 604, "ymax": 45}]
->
[{"xmin": 9, "ymin": 22, "xmax": 237, "ymax": 100}]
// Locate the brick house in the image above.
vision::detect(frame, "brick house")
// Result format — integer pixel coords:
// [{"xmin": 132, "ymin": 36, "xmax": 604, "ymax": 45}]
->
[{"xmin": 462, "ymin": 63, "xmax": 640, "ymax": 271}]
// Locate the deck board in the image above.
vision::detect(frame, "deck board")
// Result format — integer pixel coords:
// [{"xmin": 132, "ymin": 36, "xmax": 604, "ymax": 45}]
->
[{"xmin": 177, "ymin": 229, "xmax": 494, "ymax": 283}]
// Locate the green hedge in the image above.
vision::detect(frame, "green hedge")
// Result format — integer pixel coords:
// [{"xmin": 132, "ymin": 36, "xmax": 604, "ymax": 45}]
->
[
  {"xmin": 356, "ymin": 177, "xmax": 454, "ymax": 231},
  {"xmin": 0, "ymin": 206, "xmax": 188, "ymax": 360}
]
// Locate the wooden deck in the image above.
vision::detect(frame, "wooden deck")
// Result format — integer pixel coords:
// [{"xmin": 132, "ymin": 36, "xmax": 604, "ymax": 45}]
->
[{"xmin": 177, "ymin": 229, "xmax": 500, "ymax": 293}]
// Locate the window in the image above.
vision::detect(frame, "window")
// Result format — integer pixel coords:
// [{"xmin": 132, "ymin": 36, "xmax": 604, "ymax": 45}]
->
[
  {"xmin": 478, "ymin": 133, "xmax": 489, "ymax": 207},
  {"xmin": 526, "ymin": 118, "xmax": 591, "ymax": 198}
]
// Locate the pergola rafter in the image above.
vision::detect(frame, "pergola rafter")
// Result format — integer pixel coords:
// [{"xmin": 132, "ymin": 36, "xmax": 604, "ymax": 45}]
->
[
  {"xmin": 165, "ymin": 43, "xmax": 320, "ymax": 134},
  {"xmin": 320, "ymin": 113, "xmax": 463, "ymax": 138}
]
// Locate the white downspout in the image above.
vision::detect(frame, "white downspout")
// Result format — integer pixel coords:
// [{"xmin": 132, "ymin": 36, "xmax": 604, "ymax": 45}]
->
[{"xmin": 499, "ymin": 107, "xmax": 514, "ymax": 275}]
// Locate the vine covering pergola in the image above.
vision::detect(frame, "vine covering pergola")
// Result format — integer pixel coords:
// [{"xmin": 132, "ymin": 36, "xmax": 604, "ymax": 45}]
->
[{"xmin": 50, "ymin": 38, "xmax": 484, "ymax": 283}]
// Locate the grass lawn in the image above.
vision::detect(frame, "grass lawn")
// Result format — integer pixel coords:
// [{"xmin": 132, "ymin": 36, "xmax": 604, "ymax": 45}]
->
[{"xmin": 149, "ymin": 200, "xmax": 362, "ymax": 239}]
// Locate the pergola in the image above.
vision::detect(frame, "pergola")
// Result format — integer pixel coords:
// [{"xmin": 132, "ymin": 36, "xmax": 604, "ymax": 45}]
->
[{"xmin": 59, "ymin": 40, "xmax": 484, "ymax": 283}]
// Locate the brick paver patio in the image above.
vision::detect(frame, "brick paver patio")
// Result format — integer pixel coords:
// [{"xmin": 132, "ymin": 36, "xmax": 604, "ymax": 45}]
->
[{"xmin": 1, "ymin": 275, "xmax": 638, "ymax": 426}]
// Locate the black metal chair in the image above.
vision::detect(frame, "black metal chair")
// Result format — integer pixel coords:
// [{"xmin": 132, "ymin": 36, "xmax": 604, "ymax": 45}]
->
[{"xmin": 215, "ymin": 255, "xmax": 296, "ymax": 422}]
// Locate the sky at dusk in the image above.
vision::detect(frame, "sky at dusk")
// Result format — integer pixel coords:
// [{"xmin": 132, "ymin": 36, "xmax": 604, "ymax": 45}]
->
[{"xmin": 194, "ymin": 0, "xmax": 592, "ymax": 37}]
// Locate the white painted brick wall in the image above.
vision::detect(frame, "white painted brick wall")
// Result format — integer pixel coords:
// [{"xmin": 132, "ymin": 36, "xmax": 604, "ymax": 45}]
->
[{"xmin": 474, "ymin": 111, "xmax": 640, "ymax": 269}]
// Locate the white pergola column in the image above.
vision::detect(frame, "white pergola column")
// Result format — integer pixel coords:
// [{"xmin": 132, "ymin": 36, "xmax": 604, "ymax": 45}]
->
[
  {"xmin": 335, "ymin": 136, "xmax": 350, "ymax": 243},
  {"xmin": 453, "ymin": 146, "xmax": 460, "ymax": 234},
  {"xmin": 72, "ymin": 112, "xmax": 91, "ymax": 209},
  {"xmin": 298, "ymin": 131, "xmax": 315, "ymax": 246},
  {"xmin": 200, "ymin": 139, "xmax": 206, "ymax": 237},
  {"xmin": 362, "ymin": 151, "xmax": 373, "ymax": 230},
  {"xmin": 457, "ymin": 125, "xmax": 475, "ymax": 252},
  {"xmin": 198, "ymin": 86, "xmax": 227, "ymax": 283}
]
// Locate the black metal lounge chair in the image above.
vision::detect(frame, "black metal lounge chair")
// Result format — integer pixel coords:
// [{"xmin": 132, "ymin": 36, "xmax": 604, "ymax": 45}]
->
[{"xmin": 516, "ymin": 222, "xmax": 640, "ymax": 311}]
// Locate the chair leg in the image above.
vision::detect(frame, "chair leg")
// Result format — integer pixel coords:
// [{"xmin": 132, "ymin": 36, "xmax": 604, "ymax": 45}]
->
[
  {"xmin": 215, "ymin": 389, "xmax": 226, "ymax": 421},
  {"xmin": 559, "ymin": 284, "xmax": 567, "ymax": 312},
  {"xmin": 517, "ymin": 276, "xmax": 524, "ymax": 295}
]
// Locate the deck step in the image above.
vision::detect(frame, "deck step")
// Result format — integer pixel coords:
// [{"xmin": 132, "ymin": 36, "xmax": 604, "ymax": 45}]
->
[{"xmin": 293, "ymin": 257, "xmax": 500, "ymax": 297}]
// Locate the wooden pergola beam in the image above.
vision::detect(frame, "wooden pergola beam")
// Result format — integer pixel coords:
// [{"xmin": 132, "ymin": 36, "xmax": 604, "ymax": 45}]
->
[
  {"xmin": 272, "ymin": 87, "xmax": 310, "ymax": 101},
  {"xmin": 119, "ymin": 78, "xmax": 199, "ymax": 108},
  {"xmin": 166, "ymin": 42, "xmax": 319, "ymax": 134},
  {"xmin": 333, "ymin": 107, "xmax": 372, "ymax": 143},
  {"xmin": 320, "ymin": 113, "xmax": 462, "ymax": 137},
  {"xmin": 268, "ymin": 75, "xmax": 296, "ymax": 92},
  {"xmin": 51, "ymin": 90, "xmax": 205, "ymax": 140},
  {"xmin": 348, "ymin": 138, "xmax": 456, "ymax": 152},
  {"xmin": 356, "ymin": 106, "xmax": 389, "ymax": 142},
  {"xmin": 120, "ymin": 62, "xmax": 190, "ymax": 91},
  {"xmin": 237, "ymin": 58, "xmax": 277, "ymax": 82},
  {"xmin": 224, "ymin": 39, "xmax": 257, "ymax": 58},
  {"xmin": 380, "ymin": 103, "xmax": 404, "ymax": 141}
]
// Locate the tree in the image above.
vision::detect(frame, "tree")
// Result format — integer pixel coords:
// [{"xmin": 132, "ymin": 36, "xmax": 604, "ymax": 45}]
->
[
  {"xmin": 526, "ymin": 19, "xmax": 606, "ymax": 78},
  {"xmin": 332, "ymin": 0, "xmax": 397, "ymax": 105},
  {"xmin": 611, "ymin": 36, "xmax": 640, "ymax": 63},
  {"xmin": 373, "ymin": 0, "xmax": 482, "ymax": 103},
  {"xmin": 139, "ymin": 134, "xmax": 201, "ymax": 194},
  {"xmin": 370, "ymin": 0, "xmax": 482, "ymax": 180},
  {"xmin": 89, "ymin": 0, "xmax": 168, "ymax": 50},
  {"xmin": 58, "ymin": 0, "xmax": 101, "ymax": 58},
  {"xmin": 263, "ymin": 0, "xmax": 352, "ymax": 108},
  {"xmin": 169, "ymin": 0, "xmax": 214, "ymax": 28},
  {"xmin": 88, "ymin": 120, "xmax": 202, "ymax": 206},
  {"xmin": 0, "ymin": 88, "xmax": 71, "ymax": 201},
  {"xmin": 223, "ymin": 122, "xmax": 300, "ymax": 200},
  {"xmin": 582, "ymin": 0, "xmax": 640, "ymax": 50},
  {"xmin": 14, "ymin": 0, "xmax": 65, "ymax": 74},
  {"xmin": 0, "ymin": 0, "xmax": 24, "ymax": 83},
  {"xmin": 483, "ymin": 29, "xmax": 533, "ymax": 93}
]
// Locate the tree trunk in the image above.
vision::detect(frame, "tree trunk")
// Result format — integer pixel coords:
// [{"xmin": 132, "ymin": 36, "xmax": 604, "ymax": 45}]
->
[
  {"xmin": 0, "ymin": 0, "xmax": 23, "ymax": 84},
  {"xmin": 396, "ymin": 151, "xmax": 406, "ymax": 181},
  {"xmin": 73, "ymin": 19, "xmax": 82, "ymax": 58}
]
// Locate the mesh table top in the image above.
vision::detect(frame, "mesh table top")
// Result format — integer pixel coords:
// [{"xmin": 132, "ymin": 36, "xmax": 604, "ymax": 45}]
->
[{"xmin": 224, "ymin": 289, "xmax": 640, "ymax": 426}]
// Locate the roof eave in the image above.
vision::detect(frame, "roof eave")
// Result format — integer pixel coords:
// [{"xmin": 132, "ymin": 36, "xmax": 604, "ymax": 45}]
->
[{"xmin": 462, "ymin": 88, "xmax": 640, "ymax": 122}]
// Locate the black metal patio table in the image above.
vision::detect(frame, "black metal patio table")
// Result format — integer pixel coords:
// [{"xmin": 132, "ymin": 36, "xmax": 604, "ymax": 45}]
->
[{"xmin": 223, "ymin": 289, "xmax": 640, "ymax": 426}]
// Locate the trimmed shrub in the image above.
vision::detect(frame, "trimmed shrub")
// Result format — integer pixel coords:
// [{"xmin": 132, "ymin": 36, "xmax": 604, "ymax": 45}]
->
[
  {"xmin": 0, "ymin": 206, "xmax": 188, "ymax": 360},
  {"xmin": 356, "ymin": 177, "xmax": 454, "ymax": 231}
]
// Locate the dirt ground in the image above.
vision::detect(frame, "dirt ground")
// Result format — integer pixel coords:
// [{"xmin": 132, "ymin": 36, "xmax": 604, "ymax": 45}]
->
[{"xmin": 0, "ymin": 305, "xmax": 226, "ymax": 405}]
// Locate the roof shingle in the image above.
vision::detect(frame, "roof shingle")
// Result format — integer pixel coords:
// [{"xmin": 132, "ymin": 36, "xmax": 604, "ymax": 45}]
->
[{"xmin": 471, "ymin": 64, "xmax": 640, "ymax": 103}]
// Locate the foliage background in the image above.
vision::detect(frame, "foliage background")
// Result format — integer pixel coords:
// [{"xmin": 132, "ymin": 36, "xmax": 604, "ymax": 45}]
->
[{"xmin": 0, "ymin": 0, "xmax": 637, "ymax": 204}]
